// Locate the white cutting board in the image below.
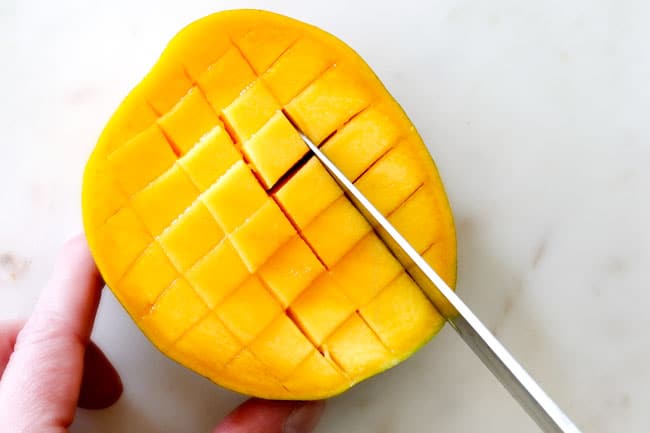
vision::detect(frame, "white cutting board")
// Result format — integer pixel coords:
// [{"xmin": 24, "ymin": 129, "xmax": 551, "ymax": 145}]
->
[{"xmin": 1, "ymin": 1, "xmax": 648, "ymax": 432}]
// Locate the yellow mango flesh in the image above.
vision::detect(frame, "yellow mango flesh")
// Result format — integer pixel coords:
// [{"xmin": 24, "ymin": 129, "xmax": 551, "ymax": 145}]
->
[{"xmin": 82, "ymin": 9, "xmax": 457, "ymax": 400}]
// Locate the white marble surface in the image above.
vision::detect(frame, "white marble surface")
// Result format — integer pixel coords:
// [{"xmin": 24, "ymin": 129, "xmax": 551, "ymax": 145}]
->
[{"xmin": 2, "ymin": 1, "xmax": 648, "ymax": 432}]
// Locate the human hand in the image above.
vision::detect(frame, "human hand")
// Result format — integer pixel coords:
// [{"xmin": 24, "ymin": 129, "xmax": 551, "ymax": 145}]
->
[{"xmin": 0, "ymin": 235, "xmax": 325, "ymax": 433}]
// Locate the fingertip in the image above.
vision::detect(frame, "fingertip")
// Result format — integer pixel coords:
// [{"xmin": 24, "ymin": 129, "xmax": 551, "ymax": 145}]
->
[
  {"xmin": 214, "ymin": 399, "xmax": 295, "ymax": 433},
  {"xmin": 213, "ymin": 398, "xmax": 326, "ymax": 433},
  {"xmin": 57, "ymin": 233, "xmax": 98, "ymax": 278},
  {"xmin": 33, "ymin": 231, "xmax": 104, "ymax": 340},
  {"xmin": 61, "ymin": 232, "xmax": 88, "ymax": 250},
  {"xmin": 284, "ymin": 400, "xmax": 326, "ymax": 433},
  {"xmin": 0, "ymin": 235, "xmax": 108, "ymax": 429}
]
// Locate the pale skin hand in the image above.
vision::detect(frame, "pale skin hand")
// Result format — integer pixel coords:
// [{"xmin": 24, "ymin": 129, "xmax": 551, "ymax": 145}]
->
[{"xmin": 0, "ymin": 235, "xmax": 325, "ymax": 433}]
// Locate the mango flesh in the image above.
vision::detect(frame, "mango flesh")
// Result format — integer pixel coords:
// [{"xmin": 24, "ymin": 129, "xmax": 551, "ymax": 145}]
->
[{"xmin": 82, "ymin": 9, "xmax": 457, "ymax": 400}]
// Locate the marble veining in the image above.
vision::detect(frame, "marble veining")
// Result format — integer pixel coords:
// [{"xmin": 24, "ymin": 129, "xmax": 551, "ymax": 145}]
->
[
  {"xmin": 0, "ymin": 253, "xmax": 31, "ymax": 284},
  {"xmin": 2, "ymin": 1, "xmax": 649, "ymax": 432}
]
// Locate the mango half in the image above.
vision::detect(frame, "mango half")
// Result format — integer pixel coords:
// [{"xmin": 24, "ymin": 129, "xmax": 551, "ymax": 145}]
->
[{"xmin": 82, "ymin": 9, "xmax": 456, "ymax": 399}]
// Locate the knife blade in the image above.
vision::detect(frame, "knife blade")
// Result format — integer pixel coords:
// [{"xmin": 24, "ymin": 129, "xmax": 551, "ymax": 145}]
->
[{"xmin": 298, "ymin": 131, "xmax": 582, "ymax": 433}]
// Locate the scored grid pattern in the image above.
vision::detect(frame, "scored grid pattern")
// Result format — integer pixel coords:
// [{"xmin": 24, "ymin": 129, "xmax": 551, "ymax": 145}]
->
[
  {"xmin": 101, "ymin": 23, "xmax": 441, "ymax": 385},
  {"xmin": 202, "ymin": 34, "xmax": 358, "ymax": 379},
  {"xmin": 222, "ymin": 35, "xmax": 401, "ymax": 374},
  {"xmin": 101, "ymin": 32, "xmax": 349, "ymax": 384}
]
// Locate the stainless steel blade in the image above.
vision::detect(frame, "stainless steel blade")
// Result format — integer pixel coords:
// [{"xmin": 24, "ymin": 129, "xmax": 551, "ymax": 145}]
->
[{"xmin": 298, "ymin": 131, "xmax": 582, "ymax": 433}]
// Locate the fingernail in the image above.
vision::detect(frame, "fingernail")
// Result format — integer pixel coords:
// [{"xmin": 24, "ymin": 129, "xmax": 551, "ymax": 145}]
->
[{"xmin": 284, "ymin": 401, "xmax": 326, "ymax": 433}]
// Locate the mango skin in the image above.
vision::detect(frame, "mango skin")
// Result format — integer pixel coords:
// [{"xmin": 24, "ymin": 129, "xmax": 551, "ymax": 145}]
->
[{"xmin": 82, "ymin": 9, "xmax": 457, "ymax": 400}]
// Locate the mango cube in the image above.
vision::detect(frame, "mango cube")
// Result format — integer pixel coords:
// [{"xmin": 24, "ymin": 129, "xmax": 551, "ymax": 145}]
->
[
  {"xmin": 274, "ymin": 157, "xmax": 343, "ymax": 229},
  {"xmin": 250, "ymin": 314, "xmax": 314, "ymax": 379},
  {"xmin": 82, "ymin": 165, "xmax": 128, "ymax": 228},
  {"xmin": 217, "ymin": 276, "xmax": 282, "ymax": 344},
  {"xmin": 283, "ymin": 351, "xmax": 349, "ymax": 397},
  {"xmin": 355, "ymin": 143, "xmax": 426, "ymax": 214},
  {"xmin": 302, "ymin": 196, "xmax": 371, "ymax": 267},
  {"xmin": 222, "ymin": 80, "xmax": 280, "ymax": 142},
  {"xmin": 198, "ymin": 47, "xmax": 257, "ymax": 112},
  {"xmin": 388, "ymin": 183, "xmax": 442, "ymax": 252},
  {"xmin": 258, "ymin": 235, "xmax": 325, "ymax": 307},
  {"xmin": 221, "ymin": 349, "xmax": 290, "ymax": 398},
  {"xmin": 324, "ymin": 314, "xmax": 395, "ymax": 379},
  {"xmin": 235, "ymin": 23, "xmax": 299, "ymax": 74},
  {"xmin": 230, "ymin": 199, "xmax": 296, "ymax": 272},
  {"xmin": 360, "ymin": 273, "xmax": 445, "ymax": 353},
  {"xmin": 331, "ymin": 234, "xmax": 402, "ymax": 306},
  {"xmin": 158, "ymin": 87, "xmax": 221, "ymax": 155},
  {"xmin": 131, "ymin": 164, "xmax": 199, "ymax": 236},
  {"xmin": 263, "ymin": 37, "xmax": 333, "ymax": 105},
  {"xmin": 186, "ymin": 239, "xmax": 250, "ymax": 309},
  {"xmin": 243, "ymin": 111, "xmax": 308, "ymax": 189},
  {"xmin": 108, "ymin": 124, "xmax": 177, "ymax": 195},
  {"xmin": 119, "ymin": 241, "xmax": 178, "ymax": 315},
  {"xmin": 289, "ymin": 273, "xmax": 355, "ymax": 345},
  {"xmin": 141, "ymin": 63, "xmax": 193, "ymax": 115},
  {"xmin": 201, "ymin": 161, "xmax": 267, "ymax": 232},
  {"xmin": 158, "ymin": 201, "xmax": 224, "ymax": 271},
  {"xmin": 141, "ymin": 278, "xmax": 208, "ymax": 346},
  {"xmin": 178, "ymin": 126, "xmax": 241, "ymax": 191},
  {"xmin": 174, "ymin": 313, "xmax": 242, "ymax": 368},
  {"xmin": 322, "ymin": 106, "xmax": 400, "ymax": 180},
  {"xmin": 95, "ymin": 207, "xmax": 152, "ymax": 280},
  {"xmin": 286, "ymin": 63, "xmax": 372, "ymax": 143}
]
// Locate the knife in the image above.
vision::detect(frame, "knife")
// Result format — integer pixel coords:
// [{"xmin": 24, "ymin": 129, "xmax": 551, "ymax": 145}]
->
[{"xmin": 298, "ymin": 131, "xmax": 582, "ymax": 433}]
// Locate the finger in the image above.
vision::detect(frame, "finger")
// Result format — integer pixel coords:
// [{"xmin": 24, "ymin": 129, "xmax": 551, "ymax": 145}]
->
[
  {"xmin": 77, "ymin": 341, "xmax": 123, "ymax": 410},
  {"xmin": 0, "ymin": 320, "xmax": 24, "ymax": 376},
  {"xmin": 212, "ymin": 399, "xmax": 325, "ymax": 433},
  {"xmin": 31, "ymin": 233, "xmax": 103, "ymax": 341},
  {"xmin": 2, "ymin": 328, "xmax": 123, "ymax": 410},
  {"xmin": 0, "ymin": 234, "xmax": 104, "ymax": 432}
]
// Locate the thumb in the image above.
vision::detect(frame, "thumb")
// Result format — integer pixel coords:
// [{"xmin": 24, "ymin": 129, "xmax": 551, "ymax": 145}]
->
[
  {"xmin": 0, "ymin": 235, "xmax": 104, "ymax": 433},
  {"xmin": 213, "ymin": 399, "xmax": 325, "ymax": 433}
]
